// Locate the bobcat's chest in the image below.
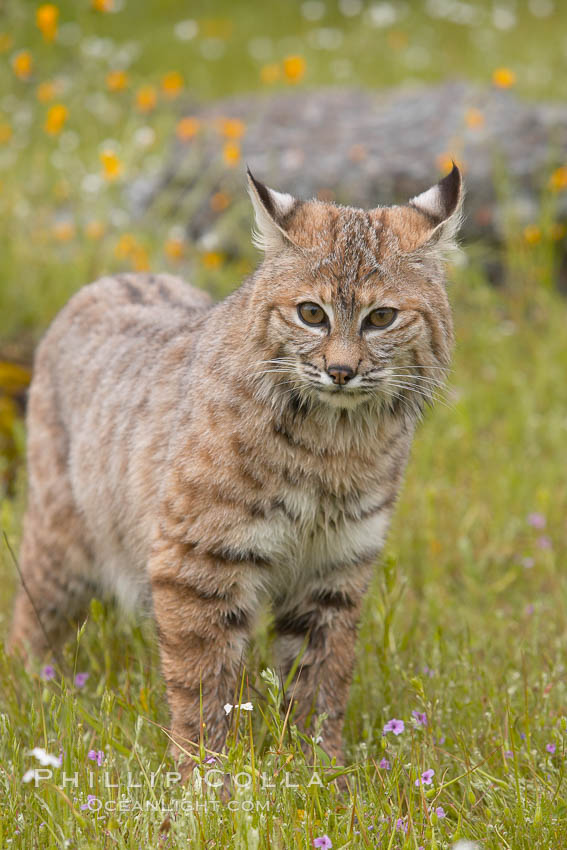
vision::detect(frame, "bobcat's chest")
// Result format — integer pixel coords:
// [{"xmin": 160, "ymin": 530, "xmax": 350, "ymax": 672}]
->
[
  {"xmin": 225, "ymin": 413, "xmax": 412, "ymax": 599},
  {"xmin": 250, "ymin": 462, "xmax": 396, "ymax": 598}
]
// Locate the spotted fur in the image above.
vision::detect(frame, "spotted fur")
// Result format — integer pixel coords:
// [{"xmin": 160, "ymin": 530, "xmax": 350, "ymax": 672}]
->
[{"xmin": 9, "ymin": 166, "xmax": 462, "ymax": 772}]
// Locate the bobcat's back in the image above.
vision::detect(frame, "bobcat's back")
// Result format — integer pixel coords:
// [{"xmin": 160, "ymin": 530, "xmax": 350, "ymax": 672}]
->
[{"xmin": 26, "ymin": 273, "xmax": 213, "ymax": 607}]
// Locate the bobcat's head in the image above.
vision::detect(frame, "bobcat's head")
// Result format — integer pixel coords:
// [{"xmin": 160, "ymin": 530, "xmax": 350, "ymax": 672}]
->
[{"xmin": 246, "ymin": 165, "xmax": 462, "ymax": 417}]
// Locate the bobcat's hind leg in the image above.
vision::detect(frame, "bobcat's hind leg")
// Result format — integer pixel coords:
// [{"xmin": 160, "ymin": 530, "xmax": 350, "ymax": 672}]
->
[
  {"xmin": 9, "ymin": 516, "xmax": 97, "ymax": 661},
  {"xmin": 8, "ymin": 370, "xmax": 97, "ymax": 662}
]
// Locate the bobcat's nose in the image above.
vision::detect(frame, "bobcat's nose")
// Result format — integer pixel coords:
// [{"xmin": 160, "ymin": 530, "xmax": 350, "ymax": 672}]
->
[{"xmin": 327, "ymin": 364, "xmax": 355, "ymax": 386}]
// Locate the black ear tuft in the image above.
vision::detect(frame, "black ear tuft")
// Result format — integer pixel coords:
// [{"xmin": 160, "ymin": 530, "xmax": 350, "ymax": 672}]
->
[
  {"xmin": 409, "ymin": 163, "xmax": 463, "ymax": 225},
  {"xmin": 246, "ymin": 167, "xmax": 276, "ymax": 218},
  {"xmin": 246, "ymin": 168, "xmax": 299, "ymax": 254},
  {"xmin": 435, "ymin": 163, "xmax": 462, "ymax": 223}
]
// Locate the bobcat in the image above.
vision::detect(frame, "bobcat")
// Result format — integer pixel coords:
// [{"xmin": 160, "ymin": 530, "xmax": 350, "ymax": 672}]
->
[{"xmin": 9, "ymin": 165, "xmax": 462, "ymax": 773}]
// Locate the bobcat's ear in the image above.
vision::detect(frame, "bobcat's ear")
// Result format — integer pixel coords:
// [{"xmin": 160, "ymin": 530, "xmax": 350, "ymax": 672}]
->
[
  {"xmin": 408, "ymin": 163, "xmax": 463, "ymax": 256},
  {"xmin": 246, "ymin": 168, "xmax": 299, "ymax": 255}
]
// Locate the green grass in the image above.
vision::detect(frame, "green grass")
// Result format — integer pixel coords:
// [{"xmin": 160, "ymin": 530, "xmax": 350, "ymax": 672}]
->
[{"xmin": 2, "ymin": 1, "xmax": 567, "ymax": 848}]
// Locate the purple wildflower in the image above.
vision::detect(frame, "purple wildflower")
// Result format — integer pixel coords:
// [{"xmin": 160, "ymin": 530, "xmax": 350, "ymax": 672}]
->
[
  {"xmin": 74, "ymin": 672, "xmax": 89, "ymax": 688},
  {"xmin": 527, "ymin": 512, "xmax": 546, "ymax": 529},
  {"xmin": 395, "ymin": 817, "xmax": 408, "ymax": 833},
  {"xmin": 204, "ymin": 755, "xmax": 216, "ymax": 764},
  {"xmin": 80, "ymin": 794, "xmax": 99, "ymax": 811},
  {"xmin": 313, "ymin": 837, "xmax": 332, "ymax": 849},
  {"xmin": 546, "ymin": 743, "xmax": 556, "ymax": 754},
  {"xmin": 504, "ymin": 750, "xmax": 513, "ymax": 759},
  {"xmin": 379, "ymin": 757, "xmax": 391, "ymax": 770},
  {"xmin": 412, "ymin": 710, "xmax": 428, "ymax": 726},
  {"xmin": 525, "ymin": 604, "xmax": 535, "ymax": 616},
  {"xmin": 383, "ymin": 718, "xmax": 405, "ymax": 736},
  {"xmin": 434, "ymin": 806, "xmax": 446, "ymax": 819},
  {"xmin": 41, "ymin": 664, "xmax": 56, "ymax": 681},
  {"xmin": 522, "ymin": 556, "xmax": 535, "ymax": 569},
  {"xmin": 87, "ymin": 749, "xmax": 104, "ymax": 766},
  {"xmin": 415, "ymin": 768, "xmax": 434, "ymax": 786},
  {"xmin": 537, "ymin": 536, "xmax": 552, "ymax": 550}
]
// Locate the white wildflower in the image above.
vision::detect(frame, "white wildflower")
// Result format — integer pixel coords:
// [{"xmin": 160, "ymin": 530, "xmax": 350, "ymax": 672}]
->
[
  {"xmin": 224, "ymin": 702, "xmax": 253, "ymax": 715},
  {"xmin": 28, "ymin": 747, "xmax": 62, "ymax": 768}
]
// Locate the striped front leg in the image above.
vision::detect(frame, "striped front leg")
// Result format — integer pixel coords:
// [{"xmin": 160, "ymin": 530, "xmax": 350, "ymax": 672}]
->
[
  {"xmin": 149, "ymin": 538, "xmax": 264, "ymax": 773},
  {"xmin": 273, "ymin": 566, "xmax": 373, "ymax": 764}
]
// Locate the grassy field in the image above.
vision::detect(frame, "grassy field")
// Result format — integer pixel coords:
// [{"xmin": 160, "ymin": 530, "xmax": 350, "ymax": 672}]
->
[{"xmin": 1, "ymin": 1, "xmax": 567, "ymax": 848}]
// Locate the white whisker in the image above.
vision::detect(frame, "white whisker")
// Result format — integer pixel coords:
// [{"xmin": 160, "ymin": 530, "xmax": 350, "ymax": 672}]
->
[{"xmin": 386, "ymin": 380, "xmax": 453, "ymax": 410}]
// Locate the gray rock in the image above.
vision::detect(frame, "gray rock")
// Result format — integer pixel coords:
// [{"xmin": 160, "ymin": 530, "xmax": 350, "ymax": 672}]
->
[{"xmin": 130, "ymin": 82, "xmax": 567, "ymax": 244}]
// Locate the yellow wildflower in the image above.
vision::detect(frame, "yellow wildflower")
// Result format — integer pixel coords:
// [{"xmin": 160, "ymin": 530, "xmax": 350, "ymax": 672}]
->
[
  {"xmin": 37, "ymin": 81, "xmax": 57, "ymax": 102},
  {"xmin": 0, "ymin": 361, "xmax": 31, "ymax": 394},
  {"xmin": 161, "ymin": 71, "xmax": 184, "ymax": 99},
  {"xmin": 131, "ymin": 245, "xmax": 150, "ymax": 271},
  {"xmin": 12, "ymin": 50, "xmax": 33, "ymax": 81},
  {"xmin": 430, "ymin": 539, "xmax": 442, "ymax": 555},
  {"xmin": 44, "ymin": 103, "xmax": 68, "ymax": 135},
  {"xmin": 106, "ymin": 70, "xmax": 128, "ymax": 92},
  {"xmin": 202, "ymin": 251, "xmax": 223, "ymax": 269},
  {"xmin": 464, "ymin": 108, "xmax": 485, "ymax": 130},
  {"xmin": 92, "ymin": 0, "xmax": 113, "ymax": 11},
  {"xmin": 176, "ymin": 117, "xmax": 200, "ymax": 141},
  {"xmin": 492, "ymin": 67, "xmax": 516, "ymax": 88},
  {"xmin": 0, "ymin": 124, "xmax": 12, "ymax": 144},
  {"xmin": 0, "ymin": 33, "xmax": 13, "ymax": 53},
  {"xmin": 549, "ymin": 166, "xmax": 567, "ymax": 192},
  {"xmin": 136, "ymin": 86, "xmax": 157, "ymax": 113},
  {"xmin": 260, "ymin": 63, "xmax": 280, "ymax": 84},
  {"xmin": 436, "ymin": 153, "xmax": 456, "ymax": 174},
  {"xmin": 201, "ymin": 18, "xmax": 232, "ymax": 39},
  {"xmin": 165, "ymin": 237, "xmax": 184, "ymax": 261},
  {"xmin": 36, "ymin": 4, "xmax": 59, "ymax": 43},
  {"xmin": 523, "ymin": 225, "xmax": 541, "ymax": 246},
  {"xmin": 115, "ymin": 233, "xmax": 137, "ymax": 259},
  {"xmin": 114, "ymin": 234, "xmax": 151, "ymax": 271},
  {"xmin": 53, "ymin": 220, "xmax": 75, "ymax": 241},
  {"xmin": 100, "ymin": 149, "xmax": 123, "ymax": 181},
  {"xmin": 223, "ymin": 141, "xmax": 240, "ymax": 167},
  {"xmin": 387, "ymin": 30, "xmax": 408, "ymax": 50},
  {"xmin": 283, "ymin": 55, "xmax": 306, "ymax": 84},
  {"xmin": 85, "ymin": 220, "xmax": 105, "ymax": 240},
  {"xmin": 210, "ymin": 191, "xmax": 230, "ymax": 212},
  {"xmin": 54, "ymin": 178, "xmax": 70, "ymax": 200},
  {"xmin": 220, "ymin": 118, "xmax": 245, "ymax": 140}
]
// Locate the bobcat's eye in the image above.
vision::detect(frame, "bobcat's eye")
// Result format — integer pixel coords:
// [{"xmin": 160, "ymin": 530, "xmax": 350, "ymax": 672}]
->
[
  {"xmin": 365, "ymin": 307, "xmax": 398, "ymax": 329},
  {"xmin": 298, "ymin": 302, "xmax": 327, "ymax": 326}
]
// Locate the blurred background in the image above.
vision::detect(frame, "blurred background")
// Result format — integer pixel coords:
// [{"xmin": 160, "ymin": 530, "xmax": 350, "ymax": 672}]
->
[{"xmin": 0, "ymin": 0, "xmax": 566, "ymax": 614}]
